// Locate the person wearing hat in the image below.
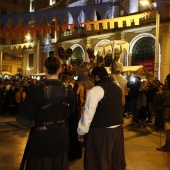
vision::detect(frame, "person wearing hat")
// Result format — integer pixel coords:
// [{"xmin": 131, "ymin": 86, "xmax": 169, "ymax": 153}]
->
[
  {"xmin": 110, "ymin": 48, "xmax": 123, "ymax": 74},
  {"xmin": 110, "ymin": 47, "xmax": 128, "ymax": 114}
]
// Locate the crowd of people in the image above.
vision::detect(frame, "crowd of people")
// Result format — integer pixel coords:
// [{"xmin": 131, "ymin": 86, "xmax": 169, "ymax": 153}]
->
[
  {"xmin": 0, "ymin": 77, "xmax": 38, "ymax": 116},
  {"xmin": 124, "ymin": 76, "xmax": 168, "ymax": 129},
  {"xmin": 1, "ymin": 54, "xmax": 170, "ymax": 169},
  {"xmin": 12, "ymin": 55, "xmax": 126, "ymax": 170}
]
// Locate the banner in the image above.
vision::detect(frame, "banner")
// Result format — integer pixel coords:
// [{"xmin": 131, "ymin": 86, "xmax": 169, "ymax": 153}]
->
[{"xmin": 134, "ymin": 60, "xmax": 154, "ymax": 73}]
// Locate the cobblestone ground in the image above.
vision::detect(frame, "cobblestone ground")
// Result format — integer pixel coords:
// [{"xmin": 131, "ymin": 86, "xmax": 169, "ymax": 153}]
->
[{"xmin": 0, "ymin": 116, "xmax": 170, "ymax": 170}]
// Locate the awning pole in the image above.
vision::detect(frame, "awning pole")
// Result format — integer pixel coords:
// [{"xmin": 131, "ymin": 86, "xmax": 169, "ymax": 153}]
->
[{"xmin": 0, "ymin": 50, "xmax": 2, "ymax": 75}]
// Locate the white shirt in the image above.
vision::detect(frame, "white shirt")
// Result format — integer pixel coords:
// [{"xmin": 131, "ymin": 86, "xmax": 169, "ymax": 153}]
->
[{"xmin": 77, "ymin": 81, "xmax": 120, "ymax": 136}]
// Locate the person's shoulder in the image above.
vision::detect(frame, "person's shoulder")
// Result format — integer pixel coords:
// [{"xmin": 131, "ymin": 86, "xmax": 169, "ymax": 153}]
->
[{"xmin": 90, "ymin": 85, "xmax": 103, "ymax": 92}]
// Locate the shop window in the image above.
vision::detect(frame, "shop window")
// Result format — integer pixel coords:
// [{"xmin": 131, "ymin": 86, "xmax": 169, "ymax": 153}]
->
[{"xmin": 11, "ymin": 39, "xmax": 16, "ymax": 45}]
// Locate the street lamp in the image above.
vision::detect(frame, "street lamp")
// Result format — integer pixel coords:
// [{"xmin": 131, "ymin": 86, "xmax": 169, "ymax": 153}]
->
[{"xmin": 140, "ymin": 0, "xmax": 160, "ymax": 79}]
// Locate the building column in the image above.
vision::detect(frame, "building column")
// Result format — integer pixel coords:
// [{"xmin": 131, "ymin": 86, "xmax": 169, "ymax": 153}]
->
[
  {"xmin": 83, "ymin": 39, "xmax": 92, "ymax": 62},
  {"xmin": 160, "ymin": 33, "xmax": 170, "ymax": 82}
]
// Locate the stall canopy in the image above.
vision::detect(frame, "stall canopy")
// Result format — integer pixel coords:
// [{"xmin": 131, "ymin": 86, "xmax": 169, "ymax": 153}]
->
[
  {"xmin": 105, "ymin": 65, "xmax": 154, "ymax": 80},
  {"xmin": 1, "ymin": 71, "xmax": 15, "ymax": 76},
  {"xmin": 122, "ymin": 65, "xmax": 154, "ymax": 79},
  {"xmin": 94, "ymin": 40, "xmax": 129, "ymax": 57}
]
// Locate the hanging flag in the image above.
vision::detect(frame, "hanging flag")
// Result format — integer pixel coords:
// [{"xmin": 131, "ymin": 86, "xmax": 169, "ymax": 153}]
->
[{"xmin": 155, "ymin": 0, "xmax": 166, "ymax": 14}]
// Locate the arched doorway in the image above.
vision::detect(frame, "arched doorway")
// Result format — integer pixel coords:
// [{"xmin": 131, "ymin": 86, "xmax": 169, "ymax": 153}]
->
[
  {"xmin": 94, "ymin": 39, "xmax": 112, "ymax": 66},
  {"xmin": 129, "ymin": 33, "xmax": 161, "ymax": 79},
  {"xmin": 69, "ymin": 44, "xmax": 85, "ymax": 66},
  {"xmin": 132, "ymin": 37, "xmax": 155, "ymax": 73}
]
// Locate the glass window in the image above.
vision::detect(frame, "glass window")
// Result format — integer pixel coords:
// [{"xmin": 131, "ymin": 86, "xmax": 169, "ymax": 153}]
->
[
  {"xmin": 29, "ymin": 54, "xmax": 34, "ymax": 68},
  {"xmin": 50, "ymin": 0, "xmax": 56, "ymax": 5},
  {"xmin": 0, "ymin": 38, "xmax": 5, "ymax": 45},
  {"xmin": 30, "ymin": 0, "xmax": 35, "ymax": 12},
  {"xmin": 1, "ymin": 8, "xmax": 7, "ymax": 15}
]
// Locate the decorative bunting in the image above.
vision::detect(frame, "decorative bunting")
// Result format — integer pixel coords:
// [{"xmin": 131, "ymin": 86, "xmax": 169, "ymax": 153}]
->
[{"xmin": 0, "ymin": 9, "xmax": 151, "ymax": 38}]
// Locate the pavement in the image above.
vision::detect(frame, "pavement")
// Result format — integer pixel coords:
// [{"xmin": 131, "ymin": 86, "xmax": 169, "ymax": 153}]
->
[{"xmin": 0, "ymin": 115, "xmax": 170, "ymax": 170}]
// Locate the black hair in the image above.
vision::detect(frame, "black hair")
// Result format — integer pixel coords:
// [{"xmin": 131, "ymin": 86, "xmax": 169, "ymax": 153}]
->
[
  {"xmin": 44, "ymin": 56, "xmax": 61, "ymax": 75},
  {"xmin": 166, "ymin": 74, "xmax": 170, "ymax": 86},
  {"xmin": 91, "ymin": 66, "xmax": 108, "ymax": 79},
  {"xmin": 60, "ymin": 74, "xmax": 70, "ymax": 83}
]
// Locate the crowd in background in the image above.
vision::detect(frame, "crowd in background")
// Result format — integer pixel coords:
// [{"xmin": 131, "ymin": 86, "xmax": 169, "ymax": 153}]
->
[
  {"xmin": 0, "ymin": 73, "xmax": 167, "ymax": 131},
  {"xmin": 0, "ymin": 77, "xmax": 38, "ymax": 116},
  {"xmin": 124, "ymin": 76, "xmax": 167, "ymax": 129},
  {"xmin": 0, "ymin": 70, "xmax": 169, "ymax": 161}
]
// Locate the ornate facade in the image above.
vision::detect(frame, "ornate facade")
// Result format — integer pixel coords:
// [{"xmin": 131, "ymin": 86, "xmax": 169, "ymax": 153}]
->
[{"xmin": 0, "ymin": 0, "xmax": 170, "ymax": 82}]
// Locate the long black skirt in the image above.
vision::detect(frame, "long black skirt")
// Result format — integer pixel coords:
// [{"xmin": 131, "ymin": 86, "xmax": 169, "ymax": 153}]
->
[{"xmin": 25, "ymin": 152, "xmax": 68, "ymax": 170}]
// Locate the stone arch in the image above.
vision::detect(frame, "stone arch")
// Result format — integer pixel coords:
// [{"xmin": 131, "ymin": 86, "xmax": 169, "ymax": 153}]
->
[
  {"xmin": 129, "ymin": 33, "xmax": 161, "ymax": 79},
  {"xmin": 69, "ymin": 44, "xmax": 85, "ymax": 66},
  {"xmin": 94, "ymin": 39, "xmax": 111, "ymax": 65}
]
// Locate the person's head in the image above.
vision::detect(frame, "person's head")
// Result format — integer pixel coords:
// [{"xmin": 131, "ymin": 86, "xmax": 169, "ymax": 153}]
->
[
  {"xmin": 114, "ymin": 48, "xmax": 121, "ymax": 61},
  {"xmin": 60, "ymin": 74, "xmax": 70, "ymax": 86},
  {"xmin": 19, "ymin": 85, "xmax": 23, "ymax": 92},
  {"xmin": 91, "ymin": 66, "xmax": 108, "ymax": 83},
  {"xmin": 32, "ymin": 79, "xmax": 37, "ymax": 85},
  {"xmin": 166, "ymin": 74, "xmax": 170, "ymax": 86},
  {"xmin": 44, "ymin": 56, "xmax": 62, "ymax": 76},
  {"xmin": 10, "ymin": 85, "xmax": 15, "ymax": 91},
  {"xmin": 4, "ymin": 79, "xmax": 9, "ymax": 85}
]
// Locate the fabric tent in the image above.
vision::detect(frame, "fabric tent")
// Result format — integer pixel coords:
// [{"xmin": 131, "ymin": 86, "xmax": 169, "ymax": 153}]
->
[
  {"xmin": 1, "ymin": 71, "xmax": 15, "ymax": 76},
  {"xmin": 105, "ymin": 65, "xmax": 154, "ymax": 80},
  {"xmin": 122, "ymin": 65, "xmax": 154, "ymax": 80},
  {"xmin": 94, "ymin": 40, "xmax": 129, "ymax": 57}
]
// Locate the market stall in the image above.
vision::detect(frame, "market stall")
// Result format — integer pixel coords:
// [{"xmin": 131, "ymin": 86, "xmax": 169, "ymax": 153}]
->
[
  {"xmin": 105, "ymin": 65, "xmax": 154, "ymax": 81},
  {"xmin": 122, "ymin": 65, "xmax": 154, "ymax": 81},
  {"xmin": 0, "ymin": 71, "xmax": 15, "ymax": 79}
]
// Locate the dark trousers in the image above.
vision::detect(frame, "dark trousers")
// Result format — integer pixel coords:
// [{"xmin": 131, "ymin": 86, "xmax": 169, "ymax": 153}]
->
[{"xmin": 84, "ymin": 125, "xmax": 126, "ymax": 170}]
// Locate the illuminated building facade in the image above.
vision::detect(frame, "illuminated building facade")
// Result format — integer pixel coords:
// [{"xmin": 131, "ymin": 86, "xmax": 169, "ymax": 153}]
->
[{"xmin": 0, "ymin": 0, "xmax": 170, "ymax": 82}]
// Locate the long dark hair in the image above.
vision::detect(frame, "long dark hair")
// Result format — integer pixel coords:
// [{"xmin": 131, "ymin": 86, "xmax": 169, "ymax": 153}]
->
[{"xmin": 166, "ymin": 74, "xmax": 170, "ymax": 89}]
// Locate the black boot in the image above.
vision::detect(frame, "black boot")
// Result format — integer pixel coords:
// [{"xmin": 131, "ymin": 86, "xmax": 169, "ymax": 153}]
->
[{"xmin": 157, "ymin": 140, "xmax": 170, "ymax": 152}]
